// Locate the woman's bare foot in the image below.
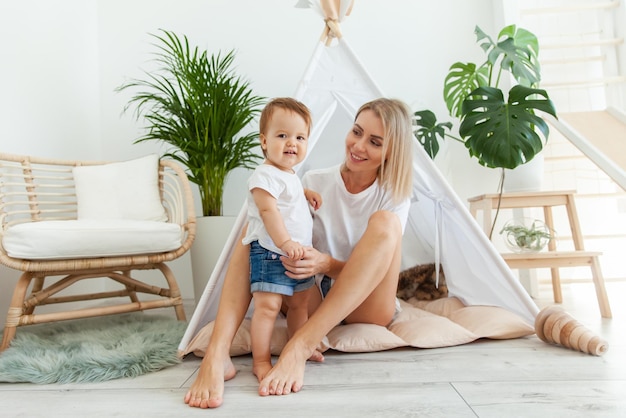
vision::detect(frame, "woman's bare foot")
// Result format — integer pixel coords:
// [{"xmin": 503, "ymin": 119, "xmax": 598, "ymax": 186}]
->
[
  {"xmin": 184, "ymin": 353, "xmax": 237, "ymax": 409},
  {"xmin": 258, "ymin": 339, "xmax": 312, "ymax": 396},
  {"xmin": 253, "ymin": 359, "xmax": 273, "ymax": 382}
]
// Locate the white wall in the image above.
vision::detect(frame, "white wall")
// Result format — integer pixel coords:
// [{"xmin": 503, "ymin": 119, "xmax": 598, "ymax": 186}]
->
[
  {"xmin": 1, "ymin": 0, "xmax": 100, "ymax": 158},
  {"xmin": 0, "ymin": 0, "xmax": 503, "ymax": 325}
]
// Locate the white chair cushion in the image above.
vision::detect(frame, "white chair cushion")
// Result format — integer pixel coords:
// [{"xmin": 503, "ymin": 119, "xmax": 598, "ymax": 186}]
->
[
  {"xmin": 72, "ymin": 154, "xmax": 168, "ymax": 222},
  {"xmin": 2, "ymin": 220, "xmax": 182, "ymax": 259}
]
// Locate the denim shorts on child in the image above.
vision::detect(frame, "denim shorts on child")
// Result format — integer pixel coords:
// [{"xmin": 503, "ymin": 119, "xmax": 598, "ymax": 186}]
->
[{"xmin": 249, "ymin": 241, "xmax": 315, "ymax": 296}]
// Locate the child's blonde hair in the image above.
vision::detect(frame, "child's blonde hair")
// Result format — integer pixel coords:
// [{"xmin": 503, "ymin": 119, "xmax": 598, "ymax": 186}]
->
[
  {"xmin": 355, "ymin": 98, "xmax": 414, "ymax": 204},
  {"xmin": 259, "ymin": 97, "xmax": 312, "ymax": 135}
]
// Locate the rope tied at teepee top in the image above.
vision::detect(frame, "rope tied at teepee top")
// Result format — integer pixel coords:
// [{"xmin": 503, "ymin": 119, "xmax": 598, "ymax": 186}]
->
[{"xmin": 321, "ymin": 18, "xmax": 342, "ymax": 45}]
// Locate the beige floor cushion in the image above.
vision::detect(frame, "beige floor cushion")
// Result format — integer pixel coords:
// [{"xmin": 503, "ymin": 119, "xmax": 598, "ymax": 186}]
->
[{"xmin": 185, "ymin": 297, "xmax": 535, "ymax": 357}]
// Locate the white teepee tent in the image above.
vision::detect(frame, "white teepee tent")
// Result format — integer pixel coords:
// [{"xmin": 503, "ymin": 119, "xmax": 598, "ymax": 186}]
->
[{"xmin": 178, "ymin": 0, "xmax": 539, "ymax": 354}]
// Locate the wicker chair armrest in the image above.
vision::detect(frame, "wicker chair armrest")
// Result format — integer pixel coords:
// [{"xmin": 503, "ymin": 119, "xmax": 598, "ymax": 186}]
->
[{"xmin": 158, "ymin": 159, "xmax": 197, "ymax": 255}]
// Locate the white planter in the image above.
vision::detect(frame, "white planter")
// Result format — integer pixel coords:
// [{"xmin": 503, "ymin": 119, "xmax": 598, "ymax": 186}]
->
[
  {"xmin": 503, "ymin": 152, "xmax": 544, "ymax": 192},
  {"xmin": 190, "ymin": 216, "xmax": 237, "ymax": 306}
]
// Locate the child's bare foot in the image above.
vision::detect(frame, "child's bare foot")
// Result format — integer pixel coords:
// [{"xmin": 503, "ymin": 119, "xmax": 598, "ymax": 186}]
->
[
  {"xmin": 184, "ymin": 353, "xmax": 236, "ymax": 409},
  {"xmin": 253, "ymin": 359, "xmax": 273, "ymax": 382},
  {"xmin": 308, "ymin": 349, "xmax": 324, "ymax": 363}
]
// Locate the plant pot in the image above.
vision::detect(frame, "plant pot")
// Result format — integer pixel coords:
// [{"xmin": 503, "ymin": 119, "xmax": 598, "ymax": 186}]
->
[
  {"xmin": 503, "ymin": 152, "xmax": 544, "ymax": 192},
  {"xmin": 190, "ymin": 216, "xmax": 237, "ymax": 306},
  {"xmin": 500, "ymin": 218, "xmax": 554, "ymax": 253}
]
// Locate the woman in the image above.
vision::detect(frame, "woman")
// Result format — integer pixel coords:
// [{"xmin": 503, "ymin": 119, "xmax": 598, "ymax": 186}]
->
[{"xmin": 184, "ymin": 98, "xmax": 414, "ymax": 409}]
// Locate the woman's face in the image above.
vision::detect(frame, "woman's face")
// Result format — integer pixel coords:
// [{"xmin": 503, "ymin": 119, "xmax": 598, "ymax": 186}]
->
[{"xmin": 344, "ymin": 109, "xmax": 386, "ymax": 174}]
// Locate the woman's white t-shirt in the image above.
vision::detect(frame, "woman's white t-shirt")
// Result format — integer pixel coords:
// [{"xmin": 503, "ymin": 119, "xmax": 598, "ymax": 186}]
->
[
  {"xmin": 242, "ymin": 164, "xmax": 313, "ymax": 255},
  {"xmin": 302, "ymin": 164, "xmax": 410, "ymax": 264}
]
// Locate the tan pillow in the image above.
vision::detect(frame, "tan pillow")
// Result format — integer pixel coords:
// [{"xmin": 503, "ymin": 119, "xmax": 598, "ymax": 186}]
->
[
  {"xmin": 389, "ymin": 307, "xmax": 478, "ymax": 348},
  {"xmin": 326, "ymin": 323, "xmax": 407, "ymax": 352},
  {"xmin": 448, "ymin": 306, "xmax": 535, "ymax": 339},
  {"xmin": 410, "ymin": 296, "xmax": 466, "ymax": 316},
  {"xmin": 187, "ymin": 321, "xmax": 213, "ymax": 357},
  {"xmin": 189, "ymin": 318, "xmax": 289, "ymax": 357},
  {"xmin": 184, "ymin": 298, "xmax": 534, "ymax": 357}
]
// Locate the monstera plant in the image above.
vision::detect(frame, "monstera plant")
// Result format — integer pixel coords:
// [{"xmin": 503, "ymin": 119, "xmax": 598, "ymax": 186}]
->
[
  {"xmin": 414, "ymin": 25, "xmax": 557, "ymax": 237},
  {"xmin": 414, "ymin": 24, "xmax": 556, "ymax": 167}
]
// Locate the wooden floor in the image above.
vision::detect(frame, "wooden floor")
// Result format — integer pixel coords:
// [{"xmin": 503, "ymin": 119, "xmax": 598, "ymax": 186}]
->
[{"xmin": 1, "ymin": 281, "xmax": 624, "ymax": 418}]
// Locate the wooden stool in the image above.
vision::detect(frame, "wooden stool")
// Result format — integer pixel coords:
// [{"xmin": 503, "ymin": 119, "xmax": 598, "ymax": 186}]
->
[{"xmin": 468, "ymin": 190, "xmax": 612, "ymax": 318}]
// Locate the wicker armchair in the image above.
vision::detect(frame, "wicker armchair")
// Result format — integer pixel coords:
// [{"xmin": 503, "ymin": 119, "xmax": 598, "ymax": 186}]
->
[{"xmin": 0, "ymin": 153, "xmax": 196, "ymax": 351}]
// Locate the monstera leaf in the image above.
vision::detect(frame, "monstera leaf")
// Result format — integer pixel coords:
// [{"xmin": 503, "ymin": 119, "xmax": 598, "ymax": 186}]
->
[
  {"xmin": 459, "ymin": 85, "xmax": 557, "ymax": 169},
  {"xmin": 476, "ymin": 25, "xmax": 540, "ymax": 87},
  {"xmin": 413, "ymin": 110, "xmax": 454, "ymax": 159},
  {"xmin": 443, "ymin": 62, "xmax": 489, "ymax": 119},
  {"xmin": 443, "ymin": 25, "xmax": 541, "ymax": 121}
]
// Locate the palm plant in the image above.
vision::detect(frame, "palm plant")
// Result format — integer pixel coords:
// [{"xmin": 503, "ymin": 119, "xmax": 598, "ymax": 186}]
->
[{"xmin": 117, "ymin": 30, "xmax": 265, "ymax": 216}]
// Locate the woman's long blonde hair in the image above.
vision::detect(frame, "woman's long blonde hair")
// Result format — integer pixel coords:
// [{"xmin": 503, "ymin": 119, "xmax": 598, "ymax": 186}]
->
[{"xmin": 355, "ymin": 98, "xmax": 414, "ymax": 203}]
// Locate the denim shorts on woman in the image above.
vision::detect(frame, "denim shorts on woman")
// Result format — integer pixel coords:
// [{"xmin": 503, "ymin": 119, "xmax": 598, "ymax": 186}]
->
[{"xmin": 249, "ymin": 240, "xmax": 315, "ymax": 296}]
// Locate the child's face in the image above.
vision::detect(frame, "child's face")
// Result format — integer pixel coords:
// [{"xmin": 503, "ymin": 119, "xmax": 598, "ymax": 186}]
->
[{"xmin": 260, "ymin": 108, "xmax": 309, "ymax": 172}]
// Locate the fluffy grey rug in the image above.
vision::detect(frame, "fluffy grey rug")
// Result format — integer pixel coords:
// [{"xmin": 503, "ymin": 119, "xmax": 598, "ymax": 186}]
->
[{"xmin": 0, "ymin": 313, "xmax": 187, "ymax": 384}]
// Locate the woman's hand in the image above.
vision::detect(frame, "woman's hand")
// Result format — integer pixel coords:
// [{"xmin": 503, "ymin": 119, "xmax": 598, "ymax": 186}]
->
[{"xmin": 281, "ymin": 246, "xmax": 330, "ymax": 279}]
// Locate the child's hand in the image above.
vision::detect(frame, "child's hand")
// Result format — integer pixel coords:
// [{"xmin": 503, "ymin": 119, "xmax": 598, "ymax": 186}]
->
[
  {"xmin": 281, "ymin": 240, "xmax": 305, "ymax": 260},
  {"xmin": 305, "ymin": 189, "xmax": 322, "ymax": 211}
]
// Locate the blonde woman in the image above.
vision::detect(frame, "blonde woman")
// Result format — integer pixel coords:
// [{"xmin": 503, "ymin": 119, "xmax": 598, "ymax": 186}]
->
[{"xmin": 185, "ymin": 98, "xmax": 414, "ymax": 409}]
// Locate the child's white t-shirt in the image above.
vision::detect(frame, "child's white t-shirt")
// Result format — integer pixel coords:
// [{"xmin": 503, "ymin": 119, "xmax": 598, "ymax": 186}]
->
[
  {"xmin": 302, "ymin": 164, "xmax": 410, "ymax": 263},
  {"xmin": 242, "ymin": 164, "xmax": 313, "ymax": 255}
]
